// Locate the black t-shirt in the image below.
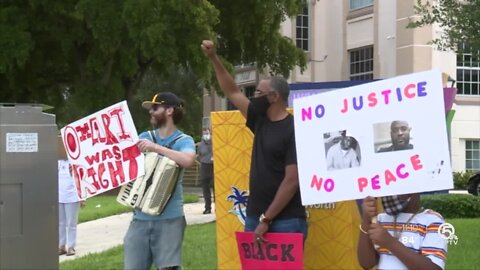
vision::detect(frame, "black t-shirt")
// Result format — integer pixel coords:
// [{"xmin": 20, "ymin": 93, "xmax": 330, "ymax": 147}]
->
[{"xmin": 246, "ymin": 103, "xmax": 306, "ymax": 219}]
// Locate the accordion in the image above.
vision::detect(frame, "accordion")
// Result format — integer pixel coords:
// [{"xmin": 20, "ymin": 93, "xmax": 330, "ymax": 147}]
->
[{"xmin": 116, "ymin": 152, "xmax": 181, "ymax": 215}]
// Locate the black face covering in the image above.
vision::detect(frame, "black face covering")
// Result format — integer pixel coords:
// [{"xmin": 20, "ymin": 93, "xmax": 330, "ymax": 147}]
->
[
  {"xmin": 250, "ymin": 95, "xmax": 271, "ymax": 115},
  {"xmin": 381, "ymin": 195, "xmax": 411, "ymax": 216}
]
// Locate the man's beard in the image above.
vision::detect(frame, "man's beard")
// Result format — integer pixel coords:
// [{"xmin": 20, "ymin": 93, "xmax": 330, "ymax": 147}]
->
[{"xmin": 151, "ymin": 111, "xmax": 167, "ymax": 129}]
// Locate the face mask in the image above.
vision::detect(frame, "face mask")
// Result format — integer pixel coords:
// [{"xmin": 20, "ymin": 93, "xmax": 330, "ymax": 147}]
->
[
  {"xmin": 381, "ymin": 195, "xmax": 411, "ymax": 215},
  {"xmin": 250, "ymin": 95, "xmax": 271, "ymax": 115},
  {"xmin": 202, "ymin": 134, "xmax": 211, "ymax": 141}
]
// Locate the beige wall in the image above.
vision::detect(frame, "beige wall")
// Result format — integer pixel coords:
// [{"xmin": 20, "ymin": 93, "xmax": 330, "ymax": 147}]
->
[
  {"xmin": 346, "ymin": 15, "xmax": 374, "ymax": 50},
  {"xmin": 326, "ymin": 0, "xmax": 346, "ymax": 81},
  {"xmin": 431, "ymin": 22, "xmax": 457, "ymax": 76},
  {"xmin": 203, "ymin": 89, "xmax": 225, "ymax": 116},
  {"xmin": 395, "ymin": 0, "xmax": 433, "ymax": 75},
  {"xmin": 286, "ymin": 0, "xmax": 345, "ymax": 82},
  {"xmin": 451, "ymin": 101, "xmax": 480, "ymax": 171},
  {"xmin": 376, "ymin": 0, "xmax": 396, "ymax": 78}
]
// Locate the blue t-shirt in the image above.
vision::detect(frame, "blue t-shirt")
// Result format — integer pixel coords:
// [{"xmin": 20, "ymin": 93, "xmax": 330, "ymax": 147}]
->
[{"xmin": 133, "ymin": 129, "xmax": 195, "ymax": 221}]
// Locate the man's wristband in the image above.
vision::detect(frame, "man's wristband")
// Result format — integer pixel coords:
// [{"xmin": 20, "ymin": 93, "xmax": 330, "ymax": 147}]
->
[
  {"xmin": 259, "ymin": 213, "xmax": 272, "ymax": 225},
  {"xmin": 359, "ymin": 224, "xmax": 368, "ymax": 234}
]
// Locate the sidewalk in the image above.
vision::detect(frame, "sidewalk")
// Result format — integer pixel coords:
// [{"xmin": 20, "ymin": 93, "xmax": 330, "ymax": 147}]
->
[{"xmin": 59, "ymin": 200, "xmax": 215, "ymax": 263}]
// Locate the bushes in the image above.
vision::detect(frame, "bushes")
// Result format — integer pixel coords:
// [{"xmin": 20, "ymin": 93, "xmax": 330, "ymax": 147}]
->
[
  {"xmin": 421, "ymin": 194, "xmax": 480, "ymax": 219},
  {"xmin": 453, "ymin": 171, "xmax": 474, "ymax": 190}
]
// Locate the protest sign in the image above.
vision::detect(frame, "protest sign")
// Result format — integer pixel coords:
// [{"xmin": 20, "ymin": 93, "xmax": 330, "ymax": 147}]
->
[
  {"xmin": 61, "ymin": 101, "xmax": 144, "ymax": 199},
  {"xmin": 236, "ymin": 232, "xmax": 304, "ymax": 270},
  {"xmin": 293, "ymin": 70, "xmax": 453, "ymax": 205}
]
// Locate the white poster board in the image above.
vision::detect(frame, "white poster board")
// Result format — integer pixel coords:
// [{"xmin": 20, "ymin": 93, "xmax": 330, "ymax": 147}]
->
[
  {"xmin": 293, "ymin": 70, "xmax": 453, "ymax": 205},
  {"xmin": 60, "ymin": 101, "xmax": 144, "ymax": 199}
]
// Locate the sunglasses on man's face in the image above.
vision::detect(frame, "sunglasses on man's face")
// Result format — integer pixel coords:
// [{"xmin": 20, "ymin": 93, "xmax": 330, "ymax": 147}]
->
[
  {"xmin": 151, "ymin": 104, "xmax": 167, "ymax": 111},
  {"xmin": 254, "ymin": 89, "xmax": 276, "ymax": 98}
]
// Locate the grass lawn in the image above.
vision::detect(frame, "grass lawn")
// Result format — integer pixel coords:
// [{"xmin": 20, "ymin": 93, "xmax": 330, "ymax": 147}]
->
[
  {"xmin": 445, "ymin": 218, "xmax": 480, "ymax": 270},
  {"xmin": 62, "ymin": 218, "xmax": 479, "ymax": 270},
  {"xmin": 79, "ymin": 196, "xmax": 131, "ymax": 224},
  {"xmin": 60, "ymin": 222, "xmax": 216, "ymax": 270},
  {"xmin": 79, "ymin": 193, "xmax": 199, "ymax": 224}
]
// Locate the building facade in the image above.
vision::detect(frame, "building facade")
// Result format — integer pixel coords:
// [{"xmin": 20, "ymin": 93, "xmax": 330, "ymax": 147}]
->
[{"xmin": 203, "ymin": 0, "xmax": 480, "ymax": 172}]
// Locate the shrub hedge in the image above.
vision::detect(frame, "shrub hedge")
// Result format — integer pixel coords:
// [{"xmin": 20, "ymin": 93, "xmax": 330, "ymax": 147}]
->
[
  {"xmin": 453, "ymin": 171, "xmax": 474, "ymax": 190},
  {"xmin": 421, "ymin": 194, "xmax": 480, "ymax": 219}
]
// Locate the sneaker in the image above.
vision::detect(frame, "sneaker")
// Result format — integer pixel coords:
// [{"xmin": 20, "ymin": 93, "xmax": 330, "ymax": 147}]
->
[
  {"xmin": 203, "ymin": 209, "xmax": 211, "ymax": 214},
  {"xmin": 58, "ymin": 247, "xmax": 67, "ymax": 256},
  {"xmin": 66, "ymin": 248, "xmax": 75, "ymax": 256}
]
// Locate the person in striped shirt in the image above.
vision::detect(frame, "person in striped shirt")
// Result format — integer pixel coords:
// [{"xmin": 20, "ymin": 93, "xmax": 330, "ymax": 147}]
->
[{"xmin": 358, "ymin": 194, "xmax": 448, "ymax": 270}]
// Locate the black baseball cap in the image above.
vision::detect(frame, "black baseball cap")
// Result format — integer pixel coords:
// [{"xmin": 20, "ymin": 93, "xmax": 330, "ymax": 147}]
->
[{"xmin": 142, "ymin": 92, "xmax": 184, "ymax": 110}]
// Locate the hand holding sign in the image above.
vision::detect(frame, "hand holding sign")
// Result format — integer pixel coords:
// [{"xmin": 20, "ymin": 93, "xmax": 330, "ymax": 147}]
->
[
  {"xmin": 236, "ymin": 232, "xmax": 303, "ymax": 270},
  {"xmin": 137, "ymin": 139, "xmax": 158, "ymax": 153},
  {"xmin": 254, "ymin": 223, "xmax": 269, "ymax": 249},
  {"xmin": 361, "ymin": 196, "xmax": 377, "ymax": 222},
  {"xmin": 368, "ymin": 223, "xmax": 395, "ymax": 248}
]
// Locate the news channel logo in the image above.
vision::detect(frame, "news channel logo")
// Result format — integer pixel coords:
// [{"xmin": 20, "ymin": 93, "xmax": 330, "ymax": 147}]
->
[{"xmin": 438, "ymin": 223, "xmax": 458, "ymax": 245}]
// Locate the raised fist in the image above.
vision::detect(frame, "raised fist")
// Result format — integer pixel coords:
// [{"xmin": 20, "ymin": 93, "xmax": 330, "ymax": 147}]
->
[{"xmin": 201, "ymin": 40, "xmax": 216, "ymax": 57}]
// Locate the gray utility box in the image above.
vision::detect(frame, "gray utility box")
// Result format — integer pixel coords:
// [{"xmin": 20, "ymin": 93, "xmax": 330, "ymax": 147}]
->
[{"xmin": 0, "ymin": 104, "xmax": 58, "ymax": 270}]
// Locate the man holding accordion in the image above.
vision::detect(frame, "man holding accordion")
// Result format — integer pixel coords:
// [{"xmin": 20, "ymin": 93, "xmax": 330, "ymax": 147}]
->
[{"xmin": 123, "ymin": 92, "xmax": 196, "ymax": 270}]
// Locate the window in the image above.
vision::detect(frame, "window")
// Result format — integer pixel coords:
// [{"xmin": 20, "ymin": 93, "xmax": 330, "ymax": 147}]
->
[
  {"xmin": 243, "ymin": 85, "xmax": 255, "ymax": 99},
  {"xmin": 466, "ymin": 140, "xmax": 480, "ymax": 171},
  {"xmin": 349, "ymin": 46, "xmax": 374, "ymax": 80},
  {"xmin": 350, "ymin": 0, "xmax": 373, "ymax": 10},
  {"xmin": 457, "ymin": 43, "xmax": 480, "ymax": 95},
  {"xmin": 296, "ymin": 6, "xmax": 309, "ymax": 51}
]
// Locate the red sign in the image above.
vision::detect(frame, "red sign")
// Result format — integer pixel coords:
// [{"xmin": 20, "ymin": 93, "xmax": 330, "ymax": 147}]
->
[{"xmin": 236, "ymin": 232, "xmax": 304, "ymax": 270}]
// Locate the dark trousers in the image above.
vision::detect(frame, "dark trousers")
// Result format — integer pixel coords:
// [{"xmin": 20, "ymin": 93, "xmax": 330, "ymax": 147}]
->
[{"xmin": 200, "ymin": 163, "xmax": 214, "ymax": 211}]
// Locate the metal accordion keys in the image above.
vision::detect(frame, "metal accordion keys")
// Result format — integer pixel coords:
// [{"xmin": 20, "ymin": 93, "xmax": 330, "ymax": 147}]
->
[{"xmin": 117, "ymin": 152, "xmax": 181, "ymax": 215}]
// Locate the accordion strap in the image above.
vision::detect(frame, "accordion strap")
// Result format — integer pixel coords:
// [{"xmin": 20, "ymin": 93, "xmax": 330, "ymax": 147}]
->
[
  {"xmin": 148, "ymin": 130, "xmax": 186, "ymax": 150},
  {"xmin": 148, "ymin": 130, "xmax": 157, "ymax": 143}
]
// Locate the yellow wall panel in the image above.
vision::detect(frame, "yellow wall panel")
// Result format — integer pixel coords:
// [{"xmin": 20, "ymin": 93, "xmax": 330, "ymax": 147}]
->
[{"xmin": 212, "ymin": 110, "xmax": 364, "ymax": 270}]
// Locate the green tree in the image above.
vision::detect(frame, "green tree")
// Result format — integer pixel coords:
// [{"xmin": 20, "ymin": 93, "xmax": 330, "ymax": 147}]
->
[
  {"xmin": 132, "ymin": 66, "xmax": 204, "ymax": 141},
  {"xmin": 408, "ymin": 0, "xmax": 480, "ymax": 55},
  {"xmin": 0, "ymin": 0, "xmax": 306, "ymax": 128},
  {"xmin": 209, "ymin": 0, "xmax": 307, "ymax": 76}
]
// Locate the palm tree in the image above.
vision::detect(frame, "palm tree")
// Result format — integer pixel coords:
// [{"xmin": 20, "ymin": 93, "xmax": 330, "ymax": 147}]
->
[{"xmin": 227, "ymin": 186, "xmax": 249, "ymax": 224}]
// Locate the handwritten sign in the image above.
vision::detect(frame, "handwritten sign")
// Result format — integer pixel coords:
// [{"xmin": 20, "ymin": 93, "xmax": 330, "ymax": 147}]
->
[
  {"xmin": 293, "ymin": 70, "xmax": 453, "ymax": 205},
  {"xmin": 60, "ymin": 101, "xmax": 144, "ymax": 199},
  {"xmin": 236, "ymin": 232, "xmax": 304, "ymax": 270}
]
